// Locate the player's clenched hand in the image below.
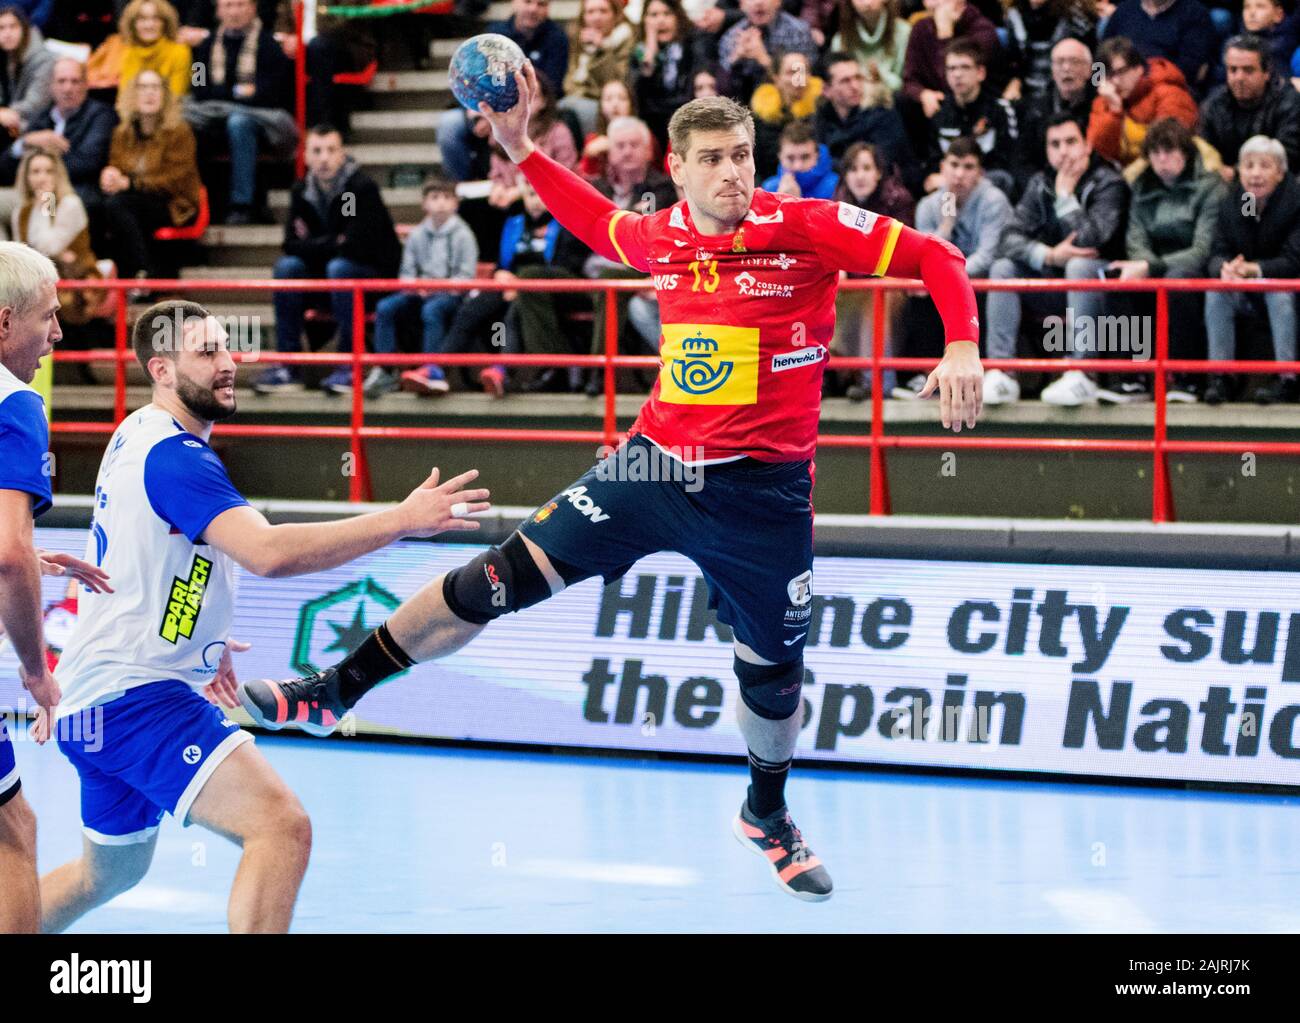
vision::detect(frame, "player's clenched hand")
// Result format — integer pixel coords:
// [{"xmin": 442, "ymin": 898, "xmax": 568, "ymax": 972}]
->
[
  {"xmin": 204, "ymin": 639, "xmax": 250, "ymax": 709},
  {"xmin": 20, "ymin": 664, "xmax": 60, "ymax": 742},
  {"xmin": 395, "ymin": 467, "xmax": 492, "ymax": 537},
  {"xmin": 919, "ymin": 339, "xmax": 983, "ymax": 432},
  {"xmin": 37, "ymin": 550, "xmax": 114, "ymax": 594},
  {"xmin": 480, "ymin": 60, "xmax": 540, "ymax": 164}
]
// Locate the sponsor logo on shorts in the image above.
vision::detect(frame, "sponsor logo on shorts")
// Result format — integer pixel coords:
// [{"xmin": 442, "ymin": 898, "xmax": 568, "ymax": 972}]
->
[
  {"xmin": 783, "ymin": 633, "xmax": 807, "ymax": 646},
  {"xmin": 771, "ymin": 346, "xmax": 827, "ymax": 373},
  {"xmin": 182, "ymin": 744, "xmax": 202, "ymax": 764},
  {"xmin": 735, "ymin": 272, "xmax": 794, "ymax": 299},
  {"xmin": 532, "ymin": 500, "xmax": 558, "ymax": 524},
  {"xmin": 784, "ymin": 605, "xmax": 811, "ymax": 627},
  {"xmin": 563, "ymin": 485, "xmax": 611, "ymax": 524},
  {"xmin": 159, "ymin": 554, "xmax": 212, "ymax": 644},
  {"xmin": 788, "ymin": 570, "xmax": 813, "ymax": 606}
]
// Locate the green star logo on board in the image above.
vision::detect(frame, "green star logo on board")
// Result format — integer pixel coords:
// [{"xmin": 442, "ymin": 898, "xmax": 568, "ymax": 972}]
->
[{"xmin": 291, "ymin": 578, "xmax": 405, "ymax": 677}]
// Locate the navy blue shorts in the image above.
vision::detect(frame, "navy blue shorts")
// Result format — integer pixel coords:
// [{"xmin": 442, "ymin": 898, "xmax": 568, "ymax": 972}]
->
[
  {"xmin": 58, "ymin": 680, "xmax": 251, "ymax": 845},
  {"xmin": 0, "ymin": 717, "xmax": 18, "ymax": 806},
  {"xmin": 520, "ymin": 435, "xmax": 815, "ymax": 663}
]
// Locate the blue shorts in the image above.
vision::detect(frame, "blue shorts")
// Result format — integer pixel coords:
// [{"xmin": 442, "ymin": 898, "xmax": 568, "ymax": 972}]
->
[
  {"xmin": 0, "ymin": 718, "xmax": 18, "ymax": 807},
  {"xmin": 520, "ymin": 435, "xmax": 815, "ymax": 664},
  {"xmin": 57, "ymin": 680, "xmax": 252, "ymax": 845}
]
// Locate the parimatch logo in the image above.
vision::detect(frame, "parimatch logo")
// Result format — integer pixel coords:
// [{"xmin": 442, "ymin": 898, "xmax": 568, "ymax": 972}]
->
[{"xmin": 160, "ymin": 555, "xmax": 212, "ymax": 644}]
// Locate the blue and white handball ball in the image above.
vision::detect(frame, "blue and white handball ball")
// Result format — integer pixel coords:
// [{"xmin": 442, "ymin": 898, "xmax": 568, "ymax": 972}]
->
[{"xmin": 449, "ymin": 33, "xmax": 526, "ymax": 114}]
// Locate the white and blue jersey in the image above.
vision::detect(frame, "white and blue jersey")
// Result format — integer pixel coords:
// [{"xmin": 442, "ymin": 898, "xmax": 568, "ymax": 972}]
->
[
  {"xmin": 55, "ymin": 405, "xmax": 254, "ymax": 842},
  {"xmin": 0, "ymin": 361, "xmax": 51, "ymax": 805},
  {"xmin": 56, "ymin": 405, "xmax": 250, "ymax": 717}
]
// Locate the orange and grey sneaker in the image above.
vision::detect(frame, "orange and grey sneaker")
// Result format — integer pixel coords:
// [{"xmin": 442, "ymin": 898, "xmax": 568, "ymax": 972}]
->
[
  {"xmin": 238, "ymin": 668, "xmax": 347, "ymax": 738},
  {"xmin": 732, "ymin": 800, "xmax": 833, "ymax": 902}
]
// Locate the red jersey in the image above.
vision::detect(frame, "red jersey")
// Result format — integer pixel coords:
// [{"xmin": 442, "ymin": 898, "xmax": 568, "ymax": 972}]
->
[{"xmin": 517, "ymin": 150, "xmax": 978, "ymax": 463}]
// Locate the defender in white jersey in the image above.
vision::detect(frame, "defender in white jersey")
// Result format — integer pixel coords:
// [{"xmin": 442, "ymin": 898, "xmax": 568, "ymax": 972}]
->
[{"xmin": 40, "ymin": 301, "xmax": 491, "ymax": 933}]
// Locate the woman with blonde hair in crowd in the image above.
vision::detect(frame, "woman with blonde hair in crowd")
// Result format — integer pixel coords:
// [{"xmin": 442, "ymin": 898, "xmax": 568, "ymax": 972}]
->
[
  {"xmin": 99, "ymin": 68, "xmax": 201, "ymax": 281},
  {"xmin": 0, "ymin": 5, "xmax": 53, "ymax": 140},
  {"xmin": 830, "ymin": 0, "xmax": 911, "ymax": 95},
  {"xmin": 116, "ymin": 0, "xmax": 192, "ymax": 102},
  {"xmin": 11, "ymin": 146, "xmax": 103, "ymax": 325},
  {"xmin": 561, "ymin": 0, "xmax": 636, "ymax": 136}
]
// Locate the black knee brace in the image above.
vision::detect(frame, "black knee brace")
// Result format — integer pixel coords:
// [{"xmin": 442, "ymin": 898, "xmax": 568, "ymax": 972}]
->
[
  {"xmin": 734, "ymin": 655, "xmax": 804, "ymax": 720},
  {"xmin": 442, "ymin": 533, "xmax": 554, "ymax": 625}
]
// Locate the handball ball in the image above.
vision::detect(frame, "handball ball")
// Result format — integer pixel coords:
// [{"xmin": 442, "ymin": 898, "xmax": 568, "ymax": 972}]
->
[{"xmin": 449, "ymin": 34, "xmax": 526, "ymax": 113}]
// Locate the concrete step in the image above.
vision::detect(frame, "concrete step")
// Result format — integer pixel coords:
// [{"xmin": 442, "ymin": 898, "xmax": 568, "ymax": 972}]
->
[
  {"xmin": 349, "ymin": 142, "xmax": 442, "ymax": 168},
  {"xmin": 201, "ymin": 224, "xmax": 282, "ymax": 248},
  {"xmin": 351, "ymin": 109, "xmax": 440, "ymax": 132},
  {"xmin": 366, "ymin": 69, "xmax": 451, "ymax": 94}
]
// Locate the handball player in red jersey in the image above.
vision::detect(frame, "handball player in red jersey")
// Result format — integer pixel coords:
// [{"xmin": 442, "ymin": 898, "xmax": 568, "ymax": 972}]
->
[{"xmin": 241, "ymin": 62, "xmax": 984, "ymax": 901}]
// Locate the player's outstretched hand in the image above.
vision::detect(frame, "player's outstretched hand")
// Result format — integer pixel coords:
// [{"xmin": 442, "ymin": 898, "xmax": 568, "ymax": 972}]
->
[
  {"xmin": 919, "ymin": 339, "xmax": 983, "ymax": 432},
  {"xmin": 204, "ymin": 639, "xmax": 250, "ymax": 709},
  {"xmin": 37, "ymin": 550, "xmax": 114, "ymax": 594},
  {"xmin": 479, "ymin": 60, "xmax": 539, "ymax": 163},
  {"xmin": 396, "ymin": 467, "xmax": 492, "ymax": 538}
]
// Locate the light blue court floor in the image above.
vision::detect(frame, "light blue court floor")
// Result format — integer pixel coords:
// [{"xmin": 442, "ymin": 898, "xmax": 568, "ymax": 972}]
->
[{"xmin": 17, "ymin": 737, "xmax": 1300, "ymax": 933}]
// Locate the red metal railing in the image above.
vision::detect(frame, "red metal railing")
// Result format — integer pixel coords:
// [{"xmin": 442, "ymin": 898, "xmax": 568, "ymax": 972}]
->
[{"xmin": 47, "ymin": 277, "xmax": 1300, "ymax": 522}]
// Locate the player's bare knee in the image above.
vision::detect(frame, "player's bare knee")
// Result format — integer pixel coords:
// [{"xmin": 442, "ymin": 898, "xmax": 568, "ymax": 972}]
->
[
  {"xmin": 0, "ymin": 795, "xmax": 37, "ymax": 858},
  {"xmin": 259, "ymin": 792, "xmax": 312, "ymax": 859},
  {"xmin": 85, "ymin": 844, "xmax": 153, "ymax": 901},
  {"xmin": 441, "ymin": 531, "xmax": 558, "ymax": 625}
]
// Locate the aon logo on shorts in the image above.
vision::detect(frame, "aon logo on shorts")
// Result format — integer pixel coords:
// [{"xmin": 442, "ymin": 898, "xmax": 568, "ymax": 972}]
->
[{"xmin": 658, "ymin": 324, "xmax": 760, "ymax": 405}]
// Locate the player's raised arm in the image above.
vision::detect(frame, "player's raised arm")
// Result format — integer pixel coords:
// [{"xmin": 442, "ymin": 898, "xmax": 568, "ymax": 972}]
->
[
  {"xmin": 477, "ymin": 61, "xmax": 652, "ymax": 272},
  {"xmin": 801, "ymin": 199, "xmax": 984, "ymax": 431}
]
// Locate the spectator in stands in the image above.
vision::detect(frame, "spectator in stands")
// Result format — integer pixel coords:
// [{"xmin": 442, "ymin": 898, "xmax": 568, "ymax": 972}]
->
[
  {"xmin": 304, "ymin": 10, "xmax": 376, "ymax": 137},
  {"xmin": 1201, "ymin": 34, "xmax": 1300, "ymax": 179},
  {"xmin": 762, "ymin": 119, "xmax": 839, "ymax": 197},
  {"xmin": 578, "ymin": 78, "xmax": 635, "ymax": 178},
  {"xmin": 118, "ymin": 0, "xmax": 192, "ymax": 101},
  {"xmin": 366, "ymin": 176, "xmax": 480, "ymax": 398},
  {"xmin": 984, "ymin": 112, "xmax": 1128, "ymax": 405},
  {"xmin": 693, "ymin": 62, "xmax": 726, "ymax": 97},
  {"xmin": 925, "ymin": 38, "xmax": 1020, "ymax": 196},
  {"xmin": 752, "ymin": 50, "xmax": 823, "ymax": 177},
  {"xmin": 1088, "ymin": 36, "xmax": 1197, "ymax": 168},
  {"xmin": 487, "ymin": 70, "xmax": 581, "ymax": 209},
  {"xmin": 11, "ymin": 147, "xmax": 104, "ymax": 326},
  {"xmin": 583, "ymin": 115, "xmax": 675, "ymax": 394},
  {"xmin": 1019, "ymin": 35, "xmax": 1096, "ymax": 175},
  {"xmin": 902, "ymin": 0, "xmax": 1000, "ymax": 119},
  {"xmin": 630, "ymin": 0, "xmax": 698, "ymax": 153},
  {"xmin": 484, "ymin": 0, "xmax": 569, "ymax": 100},
  {"xmin": 99, "ymin": 69, "xmax": 201, "ymax": 281},
  {"xmin": 562, "ymin": 0, "xmax": 636, "ymax": 137},
  {"xmin": 1104, "ymin": 118, "xmax": 1224, "ymax": 402},
  {"xmin": 185, "ymin": 0, "xmax": 297, "ymax": 225},
  {"xmin": 0, "ymin": 5, "xmax": 54, "ymax": 139},
  {"xmin": 1099, "ymin": 0, "xmax": 1215, "ymax": 94},
  {"xmin": 257, "ymin": 124, "xmax": 401, "ymax": 395},
  {"xmin": 1003, "ymin": 0, "xmax": 1098, "ymax": 102},
  {"xmin": 174, "ymin": 0, "xmax": 293, "ymax": 45},
  {"xmin": 814, "ymin": 51, "xmax": 918, "ymax": 193},
  {"xmin": 0, "ymin": 57, "xmax": 116, "ymax": 235},
  {"xmin": 8, "ymin": 2, "xmax": 50, "ymax": 32},
  {"xmin": 46, "ymin": 1, "xmax": 117, "ymax": 49},
  {"xmin": 688, "ymin": 1, "xmax": 744, "ymax": 65},
  {"xmin": 1203, "ymin": 134, "xmax": 1300, "ymax": 404},
  {"xmin": 1236, "ymin": 0, "xmax": 1296, "ymax": 75},
  {"xmin": 483, "ymin": 176, "xmax": 592, "ymax": 394},
  {"xmin": 718, "ymin": 0, "xmax": 818, "ymax": 102},
  {"xmin": 830, "ymin": 0, "xmax": 912, "ymax": 94},
  {"xmin": 831, "ymin": 140, "xmax": 915, "ymax": 400},
  {"xmin": 895, "ymin": 137, "xmax": 1011, "ymax": 397}
]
